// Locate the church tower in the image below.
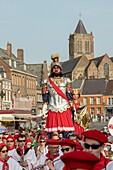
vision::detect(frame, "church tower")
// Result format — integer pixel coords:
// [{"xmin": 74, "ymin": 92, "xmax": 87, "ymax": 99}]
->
[{"xmin": 69, "ymin": 19, "xmax": 94, "ymax": 60}]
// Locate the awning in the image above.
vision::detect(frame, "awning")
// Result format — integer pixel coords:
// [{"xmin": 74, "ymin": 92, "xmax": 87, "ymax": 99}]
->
[
  {"xmin": 0, "ymin": 114, "xmax": 15, "ymax": 121},
  {"xmin": 14, "ymin": 114, "xmax": 32, "ymax": 119},
  {"xmin": 14, "ymin": 110, "xmax": 31, "ymax": 114},
  {"xmin": 0, "ymin": 119, "xmax": 28, "ymax": 122}
]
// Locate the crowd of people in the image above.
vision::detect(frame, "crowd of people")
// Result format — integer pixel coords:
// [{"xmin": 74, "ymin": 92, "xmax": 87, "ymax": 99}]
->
[{"xmin": 0, "ymin": 127, "xmax": 113, "ymax": 169}]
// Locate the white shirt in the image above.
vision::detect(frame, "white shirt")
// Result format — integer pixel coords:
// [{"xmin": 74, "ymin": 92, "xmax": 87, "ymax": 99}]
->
[
  {"xmin": 12, "ymin": 148, "xmax": 37, "ymax": 170},
  {"xmin": 8, "ymin": 148, "xmax": 15, "ymax": 157},
  {"xmin": 0, "ymin": 157, "xmax": 22, "ymax": 170},
  {"xmin": 105, "ymin": 161, "xmax": 113, "ymax": 170},
  {"xmin": 37, "ymin": 154, "xmax": 64, "ymax": 170}
]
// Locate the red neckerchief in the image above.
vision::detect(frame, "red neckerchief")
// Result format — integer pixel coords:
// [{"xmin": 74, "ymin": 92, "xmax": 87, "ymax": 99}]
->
[
  {"xmin": 46, "ymin": 152, "xmax": 59, "ymax": 161},
  {"xmin": 46, "ymin": 152, "xmax": 59, "ymax": 170},
  {"xmin": 0, "ymin": 156, "xmax": 10, "ymax": 170},
  {"xmin": 7, "ymin": 145, "xmax": 15, "ymax": 151},
  {"xmin": 94, "ymin": 154, "xmax": 111, "ymax": 170},
  {"xmin": 16, "ymin": 146, "xmax": 28, "ymax": 156}
]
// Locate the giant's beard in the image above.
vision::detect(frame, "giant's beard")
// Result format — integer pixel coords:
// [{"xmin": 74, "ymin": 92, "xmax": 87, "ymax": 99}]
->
[{"xmin": 50, "ymin": 72, "xmax": 63, "ymax": 77}]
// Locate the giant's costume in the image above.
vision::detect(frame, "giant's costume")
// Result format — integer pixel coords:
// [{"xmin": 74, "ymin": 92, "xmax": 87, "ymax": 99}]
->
[{"xmin": 42, "ymin": 61, "xmax": 74, "ymax": 133}]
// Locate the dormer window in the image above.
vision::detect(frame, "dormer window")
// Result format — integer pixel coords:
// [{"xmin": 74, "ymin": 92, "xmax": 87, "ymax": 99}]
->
[
  {"xmin": 4, "ymin": 72, "xmax": 6, "ymax": 78},
  {"xmin": 14, "ymin": 60, "xmax": 16, "ymax": 68},
  {"xmin": 9, "ymin": 59, "xmax": 12, "ymax": 67},
  {"xmin": 24, "ymin": 64, "xmax": 26, "ymax": 71}
]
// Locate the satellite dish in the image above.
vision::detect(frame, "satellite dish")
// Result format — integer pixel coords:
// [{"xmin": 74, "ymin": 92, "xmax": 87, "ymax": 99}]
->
[{"xmin": 108, "ymin": 117, "xmax": 113, "ymax": 136}]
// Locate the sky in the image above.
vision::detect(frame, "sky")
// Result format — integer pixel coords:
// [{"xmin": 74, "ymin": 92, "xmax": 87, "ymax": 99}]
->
[{"xmin": 0, "ymin": 0, "xmax": 113, "ymax": 64}]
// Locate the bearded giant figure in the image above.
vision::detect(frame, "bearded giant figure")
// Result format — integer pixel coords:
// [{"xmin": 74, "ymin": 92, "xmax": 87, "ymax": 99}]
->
[{"xmin": 42, "ymin": 54, "xmax": 74, "ymax": 133}]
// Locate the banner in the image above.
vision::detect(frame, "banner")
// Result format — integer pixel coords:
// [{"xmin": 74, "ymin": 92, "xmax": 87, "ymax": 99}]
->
[{"xmin": 14, "ymin": 98, "xmax": 32, "ymax": 110}]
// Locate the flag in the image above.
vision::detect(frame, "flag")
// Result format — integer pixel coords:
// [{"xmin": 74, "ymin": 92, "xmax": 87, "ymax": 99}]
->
[{"xmin": 17, "ymin": 88, "xmax": 20, "ymax": 94}]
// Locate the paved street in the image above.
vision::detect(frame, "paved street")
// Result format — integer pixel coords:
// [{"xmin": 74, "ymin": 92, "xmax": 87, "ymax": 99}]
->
[{"xmin": 89, "ymin": 121, "xmax": 109, "ymax": 130}]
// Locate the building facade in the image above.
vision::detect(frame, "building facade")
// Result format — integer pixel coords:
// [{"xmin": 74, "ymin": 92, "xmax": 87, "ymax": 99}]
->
[{"xmin": 0, "ymin": 42, "xmax": 37, "ymax": 124}]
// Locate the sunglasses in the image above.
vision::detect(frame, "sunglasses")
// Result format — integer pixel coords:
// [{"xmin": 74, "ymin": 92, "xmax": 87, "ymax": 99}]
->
[
  {"xmin": 18, "ymin": 140, "xmax": 26, "ymax": 142},
  {"xmin": 1, "ymin": 150, "xmax": 8, "ymax": 153},
  {"xmin": 7, "ymin": 140, "xmax": 14, "ymax": 143},
  {"xmin": 40, "ymin": 141, "xmax": 45, "ymax": 143},
  {"xmin": 84, "ymin": 143, "xmax": 102, "ymax": 150},
  {"xmin": 61, "ymin": 148, "xmax": 70, "ymax": 152}
]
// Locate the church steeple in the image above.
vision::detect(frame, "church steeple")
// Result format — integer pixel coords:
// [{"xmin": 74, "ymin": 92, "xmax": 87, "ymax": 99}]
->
[
  {"xmin": 69, "ymin": 19, "xmax": 94, "ymax": 60},
  {"xmin": 74, "ymin": 20, "xmax": 87, "ymax": 34}
]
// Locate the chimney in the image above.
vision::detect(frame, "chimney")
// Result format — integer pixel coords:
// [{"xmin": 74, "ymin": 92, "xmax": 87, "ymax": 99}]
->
[
  {"xmin": 7, "ymin": 42, "xmax": 12, "ymax": 57},
  {"xmin": 42, "ymin": 60, "xmax": 48, "ymax": 80},
  {"xmin": 17, "ymin": 49, "xmax": 24, "ymax": 61}
]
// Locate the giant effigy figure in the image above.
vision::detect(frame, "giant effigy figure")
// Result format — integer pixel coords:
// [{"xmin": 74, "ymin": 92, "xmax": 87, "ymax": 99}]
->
[
  {"xmin": 72, "ymin": 89, "xmax": 89, "ymax": 134},
  {"xmin": 42, "ymin": 54, "xmax": 74, "ymax": 133}
]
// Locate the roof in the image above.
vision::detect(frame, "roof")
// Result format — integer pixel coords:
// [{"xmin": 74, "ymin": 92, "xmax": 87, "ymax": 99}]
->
[
  {"xmin": 89, "ymin": 54, "xmax": 105, "ymax": 67},
  {"xmin": 0, "ymin": 48, "xmax": 36, "ymax": 77},
  {"xmin": 82, "ymin": 79, "xmax": 106, "ymax": 95},
  {"xmin": 74, "ymin": 20, "xmax": 87, "ymax": 34},
  {"xmin": 72, "ymin": 79, "xmax": 84, "ymax": 89},
  {"xmin": 110, "ymin": 57, "xmax": 113, "ymax": 62},
  {"xmin": 62, "ymin": 57, "xmax": 81, "ymax": 74},
  {"xmin": 27, "ymin": 64, "xmax": 43, "ymax": 87},
  {"xmin": 104, "ymin": 80, "xmax": 113, "ymax": 95}
]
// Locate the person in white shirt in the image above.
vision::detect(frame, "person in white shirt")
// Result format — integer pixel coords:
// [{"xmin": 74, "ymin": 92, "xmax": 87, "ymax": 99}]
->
[
  {"xmin": 0, "ymin": 142, "xmax": 22, "ymax": 170},
  {"xmin": 7, "ymin": 135, "xmax": 16, "ymax": 157},
  {"xmin": 12, "ymin": 134, "xmax": 37, "ymax": 170},
  {"xmin": 37, "ymin": 139, "xmax": 64, "ymax": 170}
]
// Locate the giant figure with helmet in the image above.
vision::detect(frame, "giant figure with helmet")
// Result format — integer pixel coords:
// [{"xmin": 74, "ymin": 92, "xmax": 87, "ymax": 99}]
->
[{"xmin": 42, "ymin": 54, "xmax": 89, "ymax": 135}]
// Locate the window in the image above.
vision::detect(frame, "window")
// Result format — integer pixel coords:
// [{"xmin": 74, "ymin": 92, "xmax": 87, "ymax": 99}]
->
[
  {"xmin": 9, "ymin": 82, "xmax": 11, "ymax": 90},
  {"xmin": 90, "ymin": 108, "xmax": 94, "ymax": 114},
  {"xmin": 83, "ymin": 98, "xmax": 88, "ymax": 105},
  {"xmin": 112, "ymin": 98, "xmax": 113, "ymax": 105},
  {"xmin": 37, "ymin": 94, "xmax": 42, "ymax": 102},
  {"xmin": 97, "ymin": 108, "xmax": 101, "ymax": 114},
  {"xmin": 108, "ymin": 98, "xmax": 113, "ymax": 105},
  {"xmin": 77, "ymin": 41, "xmax": 82, "ymax": 52},
  {"xmin": 31, "ymin": 108, "xmax": 36, "ymax": 115},
  {"xmin": 6, "ymin": 82, "xmax": 8, "ymax": 89},
  {"xmin": 104, "ymin": 63, "xmax": 109, "ymax": 77},
  {"xmin": 14, "ymin": 61, "xmax": 16, "ymax": 68},
  {"xmin": 85, "ymin": 41, "xmax": 90, "ymax": 52},
  {"xmin": 90, "ymin": 98, "xmax": 94, "ymax": 104},
  {"xmin": 108, "ymin": 98, "xmax": 111, "ymax": 105},
  {"xmin": 96, "ymin": 97, "xmax": 101, "ymax": 104}
]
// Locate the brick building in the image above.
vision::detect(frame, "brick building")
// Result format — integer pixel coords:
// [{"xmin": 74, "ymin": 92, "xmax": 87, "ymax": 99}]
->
[{"xmin": 0, "ymin": 42, "xmax": 37, "ymax": 123}]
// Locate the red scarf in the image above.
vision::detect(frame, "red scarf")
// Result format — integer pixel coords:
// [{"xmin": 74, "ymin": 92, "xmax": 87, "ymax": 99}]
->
[
  {"xmin": 0, "ymin": 156, "xmax": 10, "ymax": 170},
  {"xmin": 46, "ymin": 152, "xmax": 59, "ymax": 161},
  {"xmin": 46, "ymin": 152, "xmax": 59, "ymax": 170},
  {"xmin": 7, "ymin": 145, "xmax": 15, "ymax": 151},
  {"xmin": 16, "ymin": 146, "xmax": 28, "ymax": 156},
  {"xmin": 94, "ymin": 154, "xmax": 111, "ymax": 170}
]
